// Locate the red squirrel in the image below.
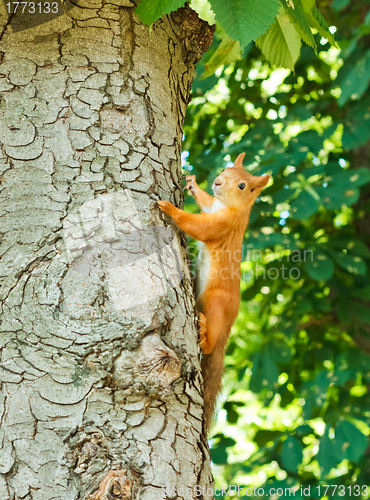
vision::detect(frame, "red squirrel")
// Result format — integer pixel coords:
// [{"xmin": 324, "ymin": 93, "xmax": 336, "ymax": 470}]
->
[{"xmin": 158, "ymin": 153, "xmax": 270, "ymax": 431}]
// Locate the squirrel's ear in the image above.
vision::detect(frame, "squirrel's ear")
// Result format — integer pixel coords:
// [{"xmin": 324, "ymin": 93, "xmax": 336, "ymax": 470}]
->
[
  {"xmin": 256, "ymin": 174, "xmax": 270, "ymax": 189},
  {"xmin": 234, "ymin": 153, "xmax": 246, "ymax": 168}
]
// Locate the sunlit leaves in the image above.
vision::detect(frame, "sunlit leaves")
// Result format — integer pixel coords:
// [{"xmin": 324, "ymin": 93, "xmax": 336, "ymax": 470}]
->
[
  {"xmin": 136, "ymin": 0, "xmax": 335, "ymax": 72},
  {"xmin": 202, "ymin": 32, "xmax": 241, "ymax": 79},
  {"xmin": 209, "ymin": 0, "xmax": 280, "ymax": 48},
  {"xmin": 256, "ymin": 9, "xmax": 302, "ymax": 71},
  {"xmin": 282, "ymin": 0, "xmax": 317, "ymax": 51},
  {"xmin": 317, "ymin": 421, "xmax": 368, "ymax": 476},
  {"xmin": 306, "ymin": 7, "xmax": 337, "ymax": 46},
  {"xmin": 300, "ymin": 0, "xmax": 315, "ymax": 13}
]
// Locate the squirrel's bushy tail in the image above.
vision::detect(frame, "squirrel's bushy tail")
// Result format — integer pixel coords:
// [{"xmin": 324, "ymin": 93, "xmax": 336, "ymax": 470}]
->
[{"xmin": 201, "ymin": 342, "xmax": 226, "ymax": 433}]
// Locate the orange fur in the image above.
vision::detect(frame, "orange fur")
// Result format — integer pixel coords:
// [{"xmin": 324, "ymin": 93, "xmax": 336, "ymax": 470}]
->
[{"xmin": 158, "ymin": 153, "xmax": 270, "ymax": 431}]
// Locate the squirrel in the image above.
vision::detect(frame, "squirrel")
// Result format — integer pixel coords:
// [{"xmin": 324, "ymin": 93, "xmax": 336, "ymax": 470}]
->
[{"xmin": 157, "ymin": 153, "xmax": 270, "ymax": 432}]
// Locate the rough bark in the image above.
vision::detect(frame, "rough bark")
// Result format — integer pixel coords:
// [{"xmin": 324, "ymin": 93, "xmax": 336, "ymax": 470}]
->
[{"xmin": 0, "ymin": 2, "xmax": 214, "ymax": 498}]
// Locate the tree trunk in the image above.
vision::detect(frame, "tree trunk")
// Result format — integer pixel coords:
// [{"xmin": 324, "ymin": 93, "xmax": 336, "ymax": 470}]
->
[{"xmin": 0, "ymin": 2, "xmax": 214, "ymax": 498}]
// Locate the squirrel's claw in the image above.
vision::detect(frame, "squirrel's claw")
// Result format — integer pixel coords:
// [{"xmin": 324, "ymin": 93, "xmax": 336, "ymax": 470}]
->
[
  {"xmin": 184, "ymin": 174, "xmax": 197, "ymax": 192},
  {"xmin": 157, "ymin": 200, "xmax": 175, "ymax": 215}
]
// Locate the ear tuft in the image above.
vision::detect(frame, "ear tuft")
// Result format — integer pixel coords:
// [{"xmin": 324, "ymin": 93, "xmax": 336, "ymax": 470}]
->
[{"xmin": 234, "ymin": 153, "xmax": 246, "ymax": 168}]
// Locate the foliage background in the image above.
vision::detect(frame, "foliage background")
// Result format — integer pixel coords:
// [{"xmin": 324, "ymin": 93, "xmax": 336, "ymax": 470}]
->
[{"xmin": 182, "ymin": 0, "xmax": 370, "ymax": 497}]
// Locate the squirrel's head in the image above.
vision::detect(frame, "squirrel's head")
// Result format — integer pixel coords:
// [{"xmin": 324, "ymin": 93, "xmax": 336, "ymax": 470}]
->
[{"xmin": 212, "ymin": 153, "xmax": 270, "ymax": 209}]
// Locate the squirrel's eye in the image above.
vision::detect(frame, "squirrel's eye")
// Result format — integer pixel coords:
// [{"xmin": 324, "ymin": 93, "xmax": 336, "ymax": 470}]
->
[
  {"xmin": 250, "ymin": 188, "xmax": 255, "ymax": 192},
  {"xmin": 238, "ymin": 183, "xmax": 246, "ymax": 190}
]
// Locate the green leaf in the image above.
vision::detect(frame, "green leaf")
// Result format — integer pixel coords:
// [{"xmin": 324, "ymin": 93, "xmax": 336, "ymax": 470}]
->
[
  {"xmin": 272, "ymin": 187, "xmax": 296, "ymax": 204},
  {"xmin": 250, "ymin": 348, "xmax": 279, "ymax": 392},
  {"xmin": 304, "ymin": 249, "xmax": 334, "ymax": 281},
  {"xmin": 246, "ymin": 232, "xmax": 292, "ymax": 249},
  {"xmin": 210, "ymin": 436, "xmax": 236, "ymax": 464},
  {"xmin": 219, "ymin": 436, "xmax": 237, "ymax": 447},
  {"xmin": 250, "ymin": 351, "xmax": 264, "ymax": 392},
  {"xmin": 329, "ymin": 238, "xmax": 370, "ymax": 258},
  {"xmin": 338, "ymin": 55, "xmax": 370, "ymax": 107},
  {"xmin": 254, "ymin": 429, "xmax": 282, "ymax": 446},
  {"xmin": 209, "ymin": 0, "xmax": 281, "ymax": 48},
  {"xmin": 332, "ymin": 360, "xmax": 355, "ymax": 386},
  {"xmin": 295, "ymin": 425, "xmax": 314, "ymax": 436},
  {"xmin": 342, "ymin": 122, "xmax": 370, "ymax": 149},
  {"xmin": 224, "ymin": 402, "xmax": 242, "ymax": 424},
  {"xmin": 307, "ymin": 7, "xmax": 336, "ymax": 46},
  {"xmin": 299, "ymin": 0, "xmax": 315, "ymax": 13},
  {"xmin": 270, "ymin": 340, "xmax": 292, "ymax": 363},
  {"xmin": 328, "ymin": 251, "xmax": 367, "ymax": 275},
  {"xmin": 329, "ymin": 168, "xmax": 370, "ymax": 188},
  {"xmin": 210, "ymin": 446, "xmax": 228, "ymax": 464},
  {"xmin": 347, "ymin": 96, "xmax": 370, "ymax": 125},
  {"xmin": 317, "ymin": 427, "xmax": 337, "ymax": 477},
  {"xmin": 263, "ymin": 349, "xmax": 280, "ymax": 388},
  {"xmin": 282, "ymin": 0, "xmax": 316, "ymax": 51},
  {"xmin": 331, "ymin": 0, "xmax": 350, "ymax": 10},
  {"xmin": 302, "ymin": 394, "xmax": 314, "ymax": 419},
  {"xmin": 281, "ymin": 436, "xmax": 303, "ymax": 473},
  {"xmin": 290, "ymin": 190, "xmax": 320, "ymax": 219},
  {"xmin": 135, "ymin": 0, "xmax": 186, "ymax": 25},
  {"xmin": 335, "ymin": 420, "xmax": 368, "ymax": 462},
  {"xmin": 202, "ymin": 32, "xmax": 242, "ymax": 79},
  {"xmin": 256, "ymin": 9, "xmax": 302, "ymax": 70},
  {"xmin": 192, "ymin": 70, "xmax": 218, "ymax": 96},
  {"xmin": 316, "ymin": 185, "xmax": 360, "ymax": 209},
  {"xmin": 314, "ymin": 369, "xmax": 332, "ymax": 396},
  {"xmin": 292, "ymin": 130, "xmax": 324, "ymax": 155}
]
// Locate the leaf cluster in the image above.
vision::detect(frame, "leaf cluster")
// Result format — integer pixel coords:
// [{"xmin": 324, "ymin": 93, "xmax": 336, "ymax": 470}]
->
[{"xmin": 135, "ymin": 0, "xmax": 336, "ymax": 71}]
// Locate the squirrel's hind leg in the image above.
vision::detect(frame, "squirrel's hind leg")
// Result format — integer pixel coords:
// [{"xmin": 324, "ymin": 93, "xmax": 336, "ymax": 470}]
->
[
  {"xmin": 198, "ymin": 291, "xmax": 239, "ymax": 354},
  {"xmin": 198, "ymin": 313, "xmax": 207, "ymax": 349}
]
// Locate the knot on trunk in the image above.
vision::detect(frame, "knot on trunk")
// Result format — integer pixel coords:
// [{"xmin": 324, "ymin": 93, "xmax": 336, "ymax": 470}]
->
[
  {"xmin": 114, "ymin": 334, "xmax": 181, "ymax": 390},
  {"xmin": 171, "ymin": 7, "xmax": 215, "ymax": 65},
  {"xmin": 91, "ymin": 469, "xmax": 132, "ymax": 500}
]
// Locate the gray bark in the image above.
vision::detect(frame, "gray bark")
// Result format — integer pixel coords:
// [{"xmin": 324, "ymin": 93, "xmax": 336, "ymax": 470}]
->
[{"xmin": 0, "ymin": 1, "xmax": 214, "ymax": 498}]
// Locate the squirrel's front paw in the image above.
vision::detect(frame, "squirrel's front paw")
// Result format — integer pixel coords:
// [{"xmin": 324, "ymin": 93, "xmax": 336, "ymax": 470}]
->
[
  {"xmin": 184, "ymin": 175, "xmax": 197, "ymax": 193},
  {"xmin": 157, "ymin": 200, "xmax": 175, "ymax": 215}
]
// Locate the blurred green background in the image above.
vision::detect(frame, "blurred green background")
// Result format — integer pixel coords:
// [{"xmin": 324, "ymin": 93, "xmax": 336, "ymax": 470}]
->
[{"xmin": 183, "ymin": 0, "xmax": 370, "ymax": 497}]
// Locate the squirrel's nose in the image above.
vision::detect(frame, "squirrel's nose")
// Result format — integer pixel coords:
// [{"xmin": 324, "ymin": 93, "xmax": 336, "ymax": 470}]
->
[{"xmin": 214, "ymin": 178, "xmax": 222, "ymax": 186}]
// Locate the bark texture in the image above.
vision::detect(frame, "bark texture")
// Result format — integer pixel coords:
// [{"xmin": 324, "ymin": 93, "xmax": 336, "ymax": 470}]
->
[{"xmin": 0, "ymin": 2, "xmax": 214, "ymax": 498}]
